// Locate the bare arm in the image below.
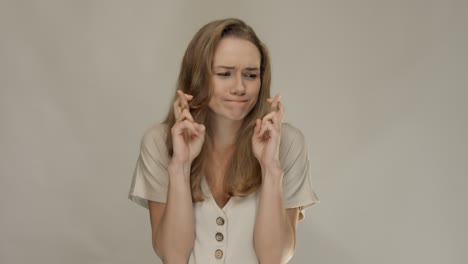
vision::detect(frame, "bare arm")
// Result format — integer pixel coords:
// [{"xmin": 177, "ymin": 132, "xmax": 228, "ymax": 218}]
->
[
  {"xmin": 149, "ymin": 90, "xmax": 205, "ymax": 263},
  {"xmin": 253, "ymin": 167, "xmax": 300, "ymax": 264},
  {"xmin": 149, "ymin": 162, "xmax": 194, "ymax": 263},
  {"xmin": 252, "ymin": 94, "xmax": 300, "ymax": 263}
]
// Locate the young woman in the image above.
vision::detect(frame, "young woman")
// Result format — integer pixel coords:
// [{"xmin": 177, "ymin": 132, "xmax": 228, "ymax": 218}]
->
[{"xmin": 128, "ymin": 18, "xmax": 319, "ymax": 264}]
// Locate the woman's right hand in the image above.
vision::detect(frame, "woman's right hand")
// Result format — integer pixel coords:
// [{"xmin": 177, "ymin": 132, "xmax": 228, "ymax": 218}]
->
[{"xmin": 171, "ymin": 90, "xmax": 205, "ymax": 166}]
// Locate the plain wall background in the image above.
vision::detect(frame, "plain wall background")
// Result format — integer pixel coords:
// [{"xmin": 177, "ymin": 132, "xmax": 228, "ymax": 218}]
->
[{"xmin": 1, "ymin": 0, "xmax": 466, "ymax": 263}]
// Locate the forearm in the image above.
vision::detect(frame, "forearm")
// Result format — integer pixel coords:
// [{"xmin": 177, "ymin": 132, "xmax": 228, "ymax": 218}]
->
[
  {"xmin": 253, "ymin": 167, "xmax": 295, "ymax": 264},
  {"xmin": 155, "ymin": 161, "xmax": 194, "ymax": 263}
]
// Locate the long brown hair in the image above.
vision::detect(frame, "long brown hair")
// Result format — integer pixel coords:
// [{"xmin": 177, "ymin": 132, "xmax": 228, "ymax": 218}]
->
[{"xmin": 163, "ymin": 18, "xmax": 271, "ymax": 202}]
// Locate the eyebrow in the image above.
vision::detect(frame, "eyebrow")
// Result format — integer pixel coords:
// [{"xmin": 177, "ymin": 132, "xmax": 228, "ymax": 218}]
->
[{"xmin": 214, "ymin": 66, "xmax": 260, "ymax": 71}]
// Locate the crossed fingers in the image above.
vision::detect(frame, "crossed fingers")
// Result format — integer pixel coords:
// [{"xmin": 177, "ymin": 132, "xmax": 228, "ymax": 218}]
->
[
  {"xmin": 172, "ymin": 89, "xmax": 203, "ymax": 137},
  {"xmin": 174, "ymin": 89, "xmax": 193, "ymax": 120},
  {"xmin": 257, "ymin": 93, "xmax": 284, "ymax": 137}
]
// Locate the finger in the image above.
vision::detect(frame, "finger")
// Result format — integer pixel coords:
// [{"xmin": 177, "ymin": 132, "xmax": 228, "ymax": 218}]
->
[
  {"xmin": 254, "ymin": 119, "xmax": 261, "ymax": 136},
  {"xmin": 277, "ymin": 101, "xmax": 284, "ymax": 123},
  {"xmin": 173, "ymin": 119, "xmax": 200, "ymax": 137},
  {"xmin": 259, "ymin": 117, "xmax": 271, "ymax": 137},
  {"xmin": 260, "ymin": 111, "xmax": 280, "ymax": 135},
  {"xmin": 258, "ymin": 123, "xmax": 271, "ymax": 139},
  {"xmin": 177, "ymin": 90, "xmax": 188, "ymax": 110},
  {"xmin": 177, "ymin": 108, "xmax": 194, "ymax": 123},
  {"xmin": 253, "ymin": 119, "xmax": 265, "ymax": 141},
  {"xmin": 277, "ymin": 101, "xmax": 283, "ymax": 111},
  {"xmin": 271, "ymin": 113, "xmax": 278, "ymax": 128},
  {"xmin": 196, "ymin": 123, "xmax": 206, "ymax": 134},
  {"xmin": 263, "ymin": 114, "xmax": 280, "ymax": 132},
  {"xmin": 262, "ymin": 111, "xmax": 277, "ymax": 125},
  {"xmin": 267, "ymin": 93, "xmax": 279, "ymax": 101},
  {"xmin": 173, "ymin": 97, "xmax": 182, "ymax": 119},
  {"xmin": 269, "ymin": 93, "xmax": 282, "ymax": 113},
  {"xmin": 193, "ymin": 123, "xmax": 206, "ymax": 141},
  {"xmin": 177, "ymin": 90, "xmax": 190, "ymax": 110},
  {"xmin": 177, "ymin": 89, "xmax": 194, "ymax": 100},
  {"xmin": 263, "ymin": 120, "xmax": 279, "ymax": 137},
  {"xmin": 267, "ymin": 112, "xmax": 278, "ymax": 125}
]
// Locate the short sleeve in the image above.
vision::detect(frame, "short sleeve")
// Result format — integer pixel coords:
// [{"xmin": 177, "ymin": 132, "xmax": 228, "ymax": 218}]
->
[
  {"xmin": 128, "ymin": 124, "xmax": 170, "ymax": 209},
  {"xmin": 280, "ymin": 123, "xmax": 320, "ymax": 220}
]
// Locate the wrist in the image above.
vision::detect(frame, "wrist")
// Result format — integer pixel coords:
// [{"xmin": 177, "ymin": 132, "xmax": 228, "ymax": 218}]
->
[
  {"xmin": 260, "ymin": 160, "xmax": 282, "ymax": 173},
  {"xmin": 168, "ymin": 160, "xmax": 191, "ymax": 180},
  {"xmin": 261, "ymin": 162, "xmax": 284, "ymax": 179},
  {"xmin": 261, "ymin": 169, "xmax": 284, "ymax": 191}
]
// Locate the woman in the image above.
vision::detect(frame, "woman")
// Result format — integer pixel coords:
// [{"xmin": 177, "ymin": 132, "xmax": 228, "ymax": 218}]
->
[{"xmin": 128, "ymin": 18, "xmax": 319, "ymax": 264}]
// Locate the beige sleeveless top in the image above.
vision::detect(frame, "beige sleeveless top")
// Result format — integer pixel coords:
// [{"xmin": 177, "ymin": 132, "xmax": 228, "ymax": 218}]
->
[{"xmin": 128, "ymin": 123, "xmax": 319, "ymax": 263}]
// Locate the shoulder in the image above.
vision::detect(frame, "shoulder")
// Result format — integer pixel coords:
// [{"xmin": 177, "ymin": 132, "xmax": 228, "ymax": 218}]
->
[
  {"xmin": 141, "ymin": 123, "xmax": 169, "ymax": 143},
  {"xmin": 280, "ymin": 123, "xmax": 306, "ymax": 148},
  {"xmin": 279, "ymin": 123, "xmax": 307, "ymax": 162},
  {"xmin": 140, "ymin": 123, "xmax": 170, "ymax": 156}
]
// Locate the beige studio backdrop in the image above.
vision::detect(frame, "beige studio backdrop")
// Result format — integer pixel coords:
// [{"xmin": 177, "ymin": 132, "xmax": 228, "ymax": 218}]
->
[{"xmin": 0, "ymin": 0, "xmax": 467, "ymax": 263}]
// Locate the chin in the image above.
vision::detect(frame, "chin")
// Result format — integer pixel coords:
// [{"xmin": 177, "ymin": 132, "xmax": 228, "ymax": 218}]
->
[
  {"xmin": 209, "ymin": 105, "xmax": 253, "ymax": 122},
  {"xmin": 225, "ymin": 114, "xmax": 246, "ymax": 121},
  {"xmin": 219, "ymin": 111, "xmax": 249, "ymax": 122}
]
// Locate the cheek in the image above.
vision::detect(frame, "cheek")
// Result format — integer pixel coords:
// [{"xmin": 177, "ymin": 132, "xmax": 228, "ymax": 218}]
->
[
  {"xmin": 207, "ymin": 97, "xmax": 214, "ymax": 110},
  {"xmin": 208, "ymin": 80, "xmax": 222, "ymax": 103},
  {"xmin": 210, "ymin": 79, "xmax": 228, "ymax": 97},
  {"xmin": 250, "ymin": 81, "xmax": 261, "ymax": 99},
  {"xmin": 248, "ymin": 83, "xmax": 261, "ymax": 107}
]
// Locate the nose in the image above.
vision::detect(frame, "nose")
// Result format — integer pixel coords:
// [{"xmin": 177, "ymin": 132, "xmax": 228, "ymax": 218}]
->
[{"xmin": 230, "ymin": 73, "xmax": 246, "ymax": 96}]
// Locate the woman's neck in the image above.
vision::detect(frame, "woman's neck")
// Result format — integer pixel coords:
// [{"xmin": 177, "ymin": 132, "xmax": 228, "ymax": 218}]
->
[{"xmin": 210, "ymin": 116, "xmax": 242, "ymax": 153}]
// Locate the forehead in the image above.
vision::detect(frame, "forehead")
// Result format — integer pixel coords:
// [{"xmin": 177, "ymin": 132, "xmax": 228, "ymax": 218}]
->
[{"xmin": 213, "ymin": 37, "xmax": 261, "ymax": 68}]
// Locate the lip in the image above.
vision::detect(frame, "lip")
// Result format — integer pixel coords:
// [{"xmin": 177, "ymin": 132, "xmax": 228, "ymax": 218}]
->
[{"xmin": 225, "ymin": 99, "xmax": 248, "ymax": 103}]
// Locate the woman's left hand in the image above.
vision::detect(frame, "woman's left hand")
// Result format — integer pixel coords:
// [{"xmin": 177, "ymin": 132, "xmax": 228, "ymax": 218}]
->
[{"xmin": 252, "ymin": 93, "xmax": 284, "ymax": 172}]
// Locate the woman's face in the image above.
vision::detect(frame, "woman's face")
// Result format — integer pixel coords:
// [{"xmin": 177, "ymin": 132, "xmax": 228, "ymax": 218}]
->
[{"xmin": 208, "ymin": 37, "xmax": 261, "ymax": 122}]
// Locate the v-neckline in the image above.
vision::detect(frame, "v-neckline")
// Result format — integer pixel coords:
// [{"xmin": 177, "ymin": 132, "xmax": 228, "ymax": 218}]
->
[{"xmin": 201, "ymin": 175, "xmax": 234, "ymax": 212}]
